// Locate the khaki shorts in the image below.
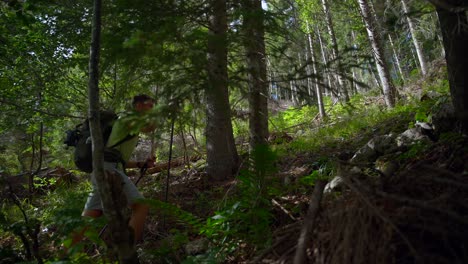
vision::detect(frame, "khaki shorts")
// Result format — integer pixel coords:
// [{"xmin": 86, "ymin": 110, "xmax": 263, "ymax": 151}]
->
[{"xmin": 84, "ymin": 162, "xmax": 144, "ymax": 211}]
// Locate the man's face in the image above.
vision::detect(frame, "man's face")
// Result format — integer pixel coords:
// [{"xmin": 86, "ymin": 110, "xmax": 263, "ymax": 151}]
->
[{"xmin": 135, "ymin": 100, "xmax": 154, "ymax": 113}]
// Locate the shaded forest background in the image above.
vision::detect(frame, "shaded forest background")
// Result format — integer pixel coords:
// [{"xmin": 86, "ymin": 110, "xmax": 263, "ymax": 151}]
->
[{"xmin": 1, "ymin": 0, "xmax": 467, "ymax": 263}]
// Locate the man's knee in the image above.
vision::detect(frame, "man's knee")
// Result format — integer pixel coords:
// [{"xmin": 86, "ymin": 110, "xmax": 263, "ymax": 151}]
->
[
  {"xmin": 132, "ymin": 202, "xmax": 149, "ymax": 211},
  {"xmin": 82, "ymin": 209, "xmax": 103, "ymax": 218}
]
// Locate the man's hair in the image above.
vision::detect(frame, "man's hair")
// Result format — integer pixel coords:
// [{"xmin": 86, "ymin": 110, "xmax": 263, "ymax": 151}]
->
[{"xmin": 132, "ymin": 94, "xmax": 154, "ymax": 107}]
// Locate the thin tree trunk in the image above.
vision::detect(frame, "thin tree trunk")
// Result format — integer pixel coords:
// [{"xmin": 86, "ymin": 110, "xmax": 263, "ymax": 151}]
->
[
  {"xmin": 87, "ymin": 0, "xmax": 138, "ymax": 263},
  {"xmin": 321, "ymin": 0, "xmax": 349, "ymax": 102},
  {"xmin": 307, "ymin": 23, "xmax": 326, "ymax": 119},
  {"xmin": 28, "ymin": 134, "xmax": 35, "ymax": 196},
  {"xmin": 267, "ymin": 57, "xmax": 279, "ymax": 100},
  {"xmin": 316, "ymin": 26, "xmax": 333, "ymax": 99},
  {"xmin": 432, "ymin": 12, "xmax": 446, "ymax": 58},
  {"xmin": 358, "ymin": 0, "xmax": 396, "ymax": 108},
  {"xmin": 304, "ymin": 48, "xmax": 312, "ymax": 97},
  {"xmin": 206, "ymin": 0, "xmax": 239, "ymax": 180},
  {"xmin": 388, "ymin": 33, "xmax": 405, "ymax": 83},
  {"xmin": 401, "ymin": 0, "xmax": 428, "ymax": 75},
  {"xmin": 351, "ymin": 30, "xmax": 364, "ymax": 93}
]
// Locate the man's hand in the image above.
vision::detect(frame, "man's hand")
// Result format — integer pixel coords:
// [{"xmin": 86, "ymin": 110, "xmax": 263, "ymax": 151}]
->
[
  {"xmin": 144, "ymin": 158, "xmax": 155, "ymax": 168},
  {"xmin": 136, "ymin": 158, "xmax": 155, "ymax": 169}
]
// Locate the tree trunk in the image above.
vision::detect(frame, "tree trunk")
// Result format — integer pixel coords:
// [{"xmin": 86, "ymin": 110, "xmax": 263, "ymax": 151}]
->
[
  {"xmin": 316, "ymin": 26, "xmax": 334, "ymax": 99},
  {"xmin": 206, "ymin": 0, "xmax": 239, "ymax": 181},
  {"xmin": 432, "ymin": 13, "xmax": 446, "ymax": 58},
  {"xmin": 87, "ymin": 0, "xmax": 138, "ymax": 263},
  {"xmin": 358, "ymin": 0, "xmax": 396, "ymax": 108},
  {"xmin": 242, "ymin": 0, "xmax": 269, "ymax": 149},
  {"xmin": 321, "ymin": 0, "xmax": 349, "ymax": 102},
  {"xmin": 401, "ymin": 0, "xmax": 428, "ymax": 75},
  {"xmin": 306, "ymin": 23, "xmax": 326, "ymax": 119},
  {"xmin": 436, "ymin": 8, "xmax": 468, "ymax": 133},
  {"xmin": 388, "ymin": 33, "xmax": 405, "ymax": 83}
]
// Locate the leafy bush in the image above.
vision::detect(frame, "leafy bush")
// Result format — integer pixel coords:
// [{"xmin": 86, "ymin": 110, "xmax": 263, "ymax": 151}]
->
[
  {"xmin": 197, "ymin": 145, "xmax": 276, "ymax": 262},
  {"xmin": 299, "ymin": 157, "xmax": 335, "ymax": 186},
  {"xmin": 270, "ymin": 105, "xmax": 318, "ymax": 131}
]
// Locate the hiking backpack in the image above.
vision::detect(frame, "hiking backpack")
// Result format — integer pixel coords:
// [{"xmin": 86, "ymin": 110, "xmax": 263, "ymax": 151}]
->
[{"xmin": 64, "ymin": 110, "xmax": 131, "ymax": 173}]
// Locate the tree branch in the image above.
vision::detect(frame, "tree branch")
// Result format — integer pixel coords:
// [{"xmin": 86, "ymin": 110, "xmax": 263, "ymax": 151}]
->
[{"xmin": 0, "ymin": 98, "xmax": 82, "ymax": 119}]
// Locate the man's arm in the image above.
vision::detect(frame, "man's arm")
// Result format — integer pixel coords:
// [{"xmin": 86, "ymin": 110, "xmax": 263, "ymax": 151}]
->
[{"xmin": 126, "ymin": 158, "xmax": 155, "ymax": 169}]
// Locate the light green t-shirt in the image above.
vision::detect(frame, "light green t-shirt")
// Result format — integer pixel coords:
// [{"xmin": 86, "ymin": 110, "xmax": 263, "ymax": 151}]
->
[{"xmin": 106, "ymin": 117, "xmax": 139, "ymax": 163}]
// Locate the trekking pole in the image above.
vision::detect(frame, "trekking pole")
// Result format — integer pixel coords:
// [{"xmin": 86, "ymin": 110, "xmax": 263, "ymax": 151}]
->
[
  {"xmin": 135, "ymin": 163, "xmax": 148, "ymax": 185},
  {"xmin": 165, "ymin": 117, "xmax": 175, "ymax": 203},
  {"xmin": 163, "ymin": 115, "xmax": 175, "ymax": 229},
  {"xmin": 135, "ymin": 128, "xmax": 156, "ymax": 186}
]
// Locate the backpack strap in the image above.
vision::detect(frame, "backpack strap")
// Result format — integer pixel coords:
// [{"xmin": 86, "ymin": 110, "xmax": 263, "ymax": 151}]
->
[
  {"xmin": 105, "ymin": 133, "xmax": 137, "ymax": 170},
  {"xmin": 108, "ymin": 133, "xmax": 137, "ymax": 149}
]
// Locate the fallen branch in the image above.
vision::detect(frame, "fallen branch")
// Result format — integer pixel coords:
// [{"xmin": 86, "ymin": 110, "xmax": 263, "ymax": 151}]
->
[
  {"xmin": 128, "ymin": 156, "xmax": 202, "ymax": 176},
  {"xmin": 293, "ymin": 179, "xmax": 327, "ymax": 264},
  {"xmin": 272, "ymin": 198, "xmax": 297, "ymax": 221}
]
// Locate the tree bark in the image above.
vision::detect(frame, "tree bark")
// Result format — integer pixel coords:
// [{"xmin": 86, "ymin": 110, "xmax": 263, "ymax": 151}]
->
[
  {"xmin": 306, "ymin": 23, "xmax": 326, "ymax": 119},
  {"xmin": 401, "ymin": 0, "xmax": 428, "ymax": 75},
  {"xmin": 435, "ymin": 8, "xmax": 468, "ymax": 133},
  {"xmin": 87, "ymin": 0, "xmax": 138, "ymax": 263},
  {"xmin": 316, "ymin": 26, "xmax": 334, "ymax": 99},
  {"xmin": 242, "ymin": 0, "xmax": 269, "ymax": 149},
  {"xmin": 388, "ymin": 33, "xmax": 405, "ymax": 83},
  {"xmin": 205, "ymin": 0, "xmax": 239, "ymax": 181},
  {"xmin": 321, "ymin": 0, "xmax": 349, "ymax": 102},
  {"xmin": 358, "ymin": 0, "xmax": 396, "ymax": 108}
]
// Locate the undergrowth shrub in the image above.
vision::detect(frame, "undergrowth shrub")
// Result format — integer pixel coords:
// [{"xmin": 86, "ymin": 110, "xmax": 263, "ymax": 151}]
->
[
  {"xmin": 270, "ymin": 105, "xmax": 318, "ymax": 131},
  {"xmin": 144, "ymin": 199, "xmax": 201, "ymax": 262},
  {"xmin": 194, "ymin": 145, "xmax": 276, "ymax": 262},
  {"xmin": 299, "ymin": 157, "xmax": 335, "ymax": 187}
]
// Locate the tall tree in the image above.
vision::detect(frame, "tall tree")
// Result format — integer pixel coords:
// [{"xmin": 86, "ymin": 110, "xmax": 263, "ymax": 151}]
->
[
  {"xmin": 306, "ymin": 22, "xmax": 326, "ymax": 119},
  {"xmin": 316, "ymin": 26, "xmax": 334, "ymax": 99},
  {"xmin": 357, "ymin": 0, "xmax": 396, "ymax": 108},
  {"xmin": 205, "ymin": 0, "xmax": 239, "ymax": 180},
  {"xmin": 321, "ymin": 0, "xmax": 350, "ymax": 102},
  {"xmin": 388, "ymin": 33, "xmax": 405, "ymax": 82},
  {"xmin": 432, "ymin": 3, "xmax": 468, "ymax": 133},
  {"xmin": 87, "ymin": 0, "xmax": 138, "ymax": 262},
  {"xmin": 242, "ymin": 0, "xmax": 269, "ymax": 149},
  {"xmin": 401, "ymin": 0, "xmax": 428, "ymax": 75}
]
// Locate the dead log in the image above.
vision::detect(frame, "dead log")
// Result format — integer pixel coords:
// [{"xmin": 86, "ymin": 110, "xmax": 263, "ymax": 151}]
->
[
  {"xmin": 294, "ymin": 179, "xmax": 327, "ymax": 264},
  {"xmin": 128, "ymin": 156, "xmax": 202, "ymax": 176}
]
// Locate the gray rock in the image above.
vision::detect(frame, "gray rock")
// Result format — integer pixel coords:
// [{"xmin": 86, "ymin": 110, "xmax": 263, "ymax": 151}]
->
[
  {"xmin": 351, "ymin": 144, "xmax": 378, "ymax": 163},
  {"xmin": 351, "ymin": 134, "xmax": 397, "ymax": 163},
  {"xmin": 324, "ymin": 176, "xmax": 344, "ymax": 193},
  {"xmin": 184, "ymin": 238, "xmax": 209, "ymax": 255},
  {"xmin": 396, "ymin": 127, "xmax": 431, "ymax": 147},
  {"xmin": 372, "ymin": 133, "xmax": 397, "ymax": 154},
  {"xmin": 432, "ymin": 103, "xmax": 456, "ymax": 133}
]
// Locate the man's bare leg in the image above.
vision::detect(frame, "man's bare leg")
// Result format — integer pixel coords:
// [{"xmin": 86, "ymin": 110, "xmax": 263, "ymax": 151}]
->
[
  {"xmin": 129, "ymin": 202, "xmax": 149, "ymax": 242},
  {"xmin": 62, "ymin": 209, "xmax": 102, "ymax": 256}
]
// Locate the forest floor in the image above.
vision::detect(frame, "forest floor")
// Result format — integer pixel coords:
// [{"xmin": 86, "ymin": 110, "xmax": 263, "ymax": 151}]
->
[
  {"xmin": 127, "ymin": 67, "xmax": 468, "ymax": 264},
  {"xmin": 129, "ymin": 91, "xmax": 468, "ymax": 262}
]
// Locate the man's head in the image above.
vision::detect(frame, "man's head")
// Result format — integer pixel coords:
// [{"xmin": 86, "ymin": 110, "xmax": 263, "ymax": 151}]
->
[{"xmin": 132, "ymin": 94, "xmax": 154, "ymax": 113}]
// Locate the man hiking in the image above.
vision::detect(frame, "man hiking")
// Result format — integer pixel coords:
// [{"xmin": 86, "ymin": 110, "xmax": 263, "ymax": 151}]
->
[{"xmin": 70, "ymin": 94, "xmax": 156, "ymax": 249}]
